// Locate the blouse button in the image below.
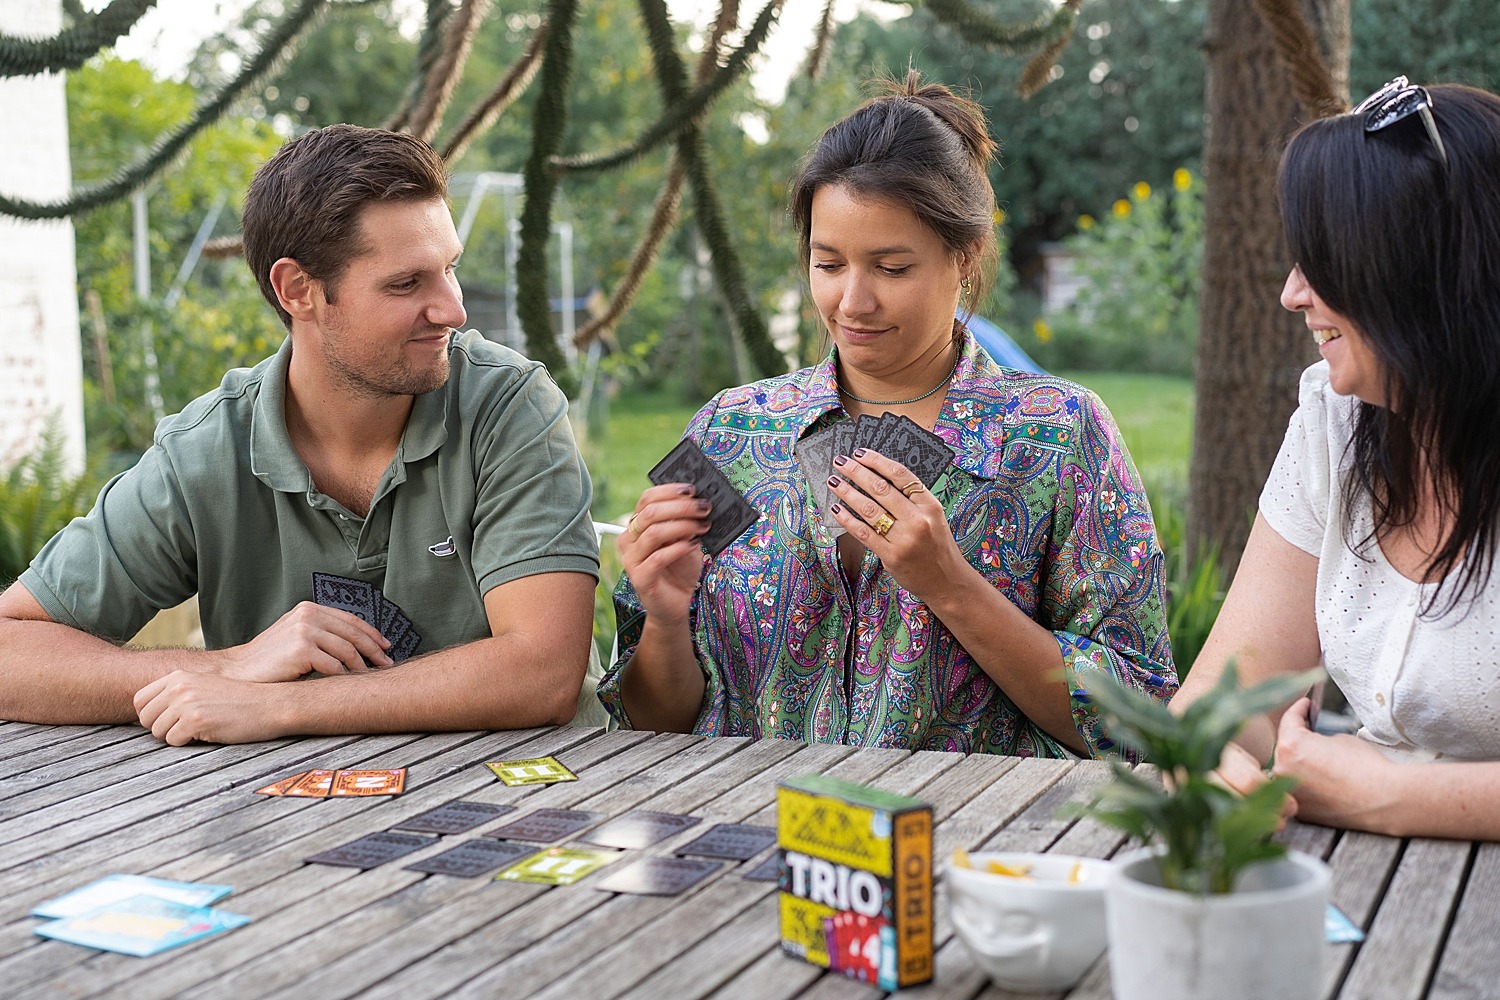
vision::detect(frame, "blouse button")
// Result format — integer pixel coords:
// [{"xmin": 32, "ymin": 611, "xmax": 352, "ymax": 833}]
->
[{"xmin": 1375, "ymin": 692, "xmax": 1386, "ymax": 706}]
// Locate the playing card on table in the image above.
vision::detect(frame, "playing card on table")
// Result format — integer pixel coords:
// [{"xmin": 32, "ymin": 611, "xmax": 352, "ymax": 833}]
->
[
  {"xmin": 594, "ymin": 856, "xmax": 722, "ymax": 896},
  {"xmin": 282, "ymin": 769, "xmax": 336, "ymax": 798},
  {"xmin": 404, "ymin": 839, "xmax": 536, "ymax": 878},
  {"xmin": 329, "ymin": 769, "xmax": 406, "ymax": 797},
  {"xmin": 34, "ymin": 895, "xmax": 250, "ymax": 956},
  {"xmin": 255, "ymin": 772, "xmax": 307, "ymax": 796},
  {"xmin": 675, "ymin": 823, "xmax": 778, "ymax": 861},
  {"xmin": 312, "ymin": 573, "xmax": 378, "ymax": 627},
  {"xmin": 393, "ymin": 800, "xmax": 515, "ymax": 835},
  {"xmin": 485, "ymin": 808, "xmax": 605, "ymax": 843},
  {"xmin": 648, "ymin": 438, "xmax": 760, "ymax": 557},
  {"xmin": 485, "ymin": 756, "xmax": 577, "ymax": 786},
  {"xmin": 741, "ymin": 852, "xmax": 781, "ymax": 882},
  {"xmin": 31, "ymin": 875, "xmax": 233, "ymax": 920},
  {"xmin": 494, "ymin": 846, "xmax": 621, "ymax": 886},
  {"xmin": 306, "ymin": 831, "xmax": 435, "ymax": 869},
  {"xmin": 579, "ymin": 810, "xmax": 701, "ymax": 850}
]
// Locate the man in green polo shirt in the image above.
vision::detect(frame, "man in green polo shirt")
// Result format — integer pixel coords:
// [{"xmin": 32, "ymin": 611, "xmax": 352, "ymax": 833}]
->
[{"xmin": 0, "ymin": 125, "xmax": 600, "ymax": 745}]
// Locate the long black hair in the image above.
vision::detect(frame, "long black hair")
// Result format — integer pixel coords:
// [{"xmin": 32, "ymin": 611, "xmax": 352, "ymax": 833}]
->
[{"xmin": 1278, "ymin": 83, "xmax": 1500, "ymax": 616}]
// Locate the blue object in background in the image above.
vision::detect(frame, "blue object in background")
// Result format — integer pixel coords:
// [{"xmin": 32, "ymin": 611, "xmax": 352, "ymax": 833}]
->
[{"xmin": 963, "ymin": 312, "xmax": 1046, "ymax": 374}]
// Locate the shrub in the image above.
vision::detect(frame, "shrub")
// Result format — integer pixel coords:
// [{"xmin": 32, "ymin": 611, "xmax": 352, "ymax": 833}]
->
[{"xmin": 0, "ymin": 427, "xmax": 105, "ymax": 588}]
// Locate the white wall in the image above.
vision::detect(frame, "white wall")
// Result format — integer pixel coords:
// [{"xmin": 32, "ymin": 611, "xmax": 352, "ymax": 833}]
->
[{"xmin": 0, "ymin": 0, "xmax": 86, "ymax": 473}]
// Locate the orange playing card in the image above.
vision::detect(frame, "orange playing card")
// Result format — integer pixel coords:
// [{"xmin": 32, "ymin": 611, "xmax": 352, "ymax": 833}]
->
[
  {"xmin": 255, "ymin": 772, "xmax": 307, "ymax": 796},
  {"xmin": 283, "ymin": 769, "xmax": 336, "ymax": 798},
  {"xmin": 329, "ymin": 769, "xmax": 407, "ymax": 796}
]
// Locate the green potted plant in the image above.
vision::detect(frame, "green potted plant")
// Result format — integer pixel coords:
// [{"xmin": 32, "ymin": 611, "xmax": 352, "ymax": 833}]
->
[{"xmin": 1075, "ymin": 663, "xmax": 1330, "ymax": 1000}]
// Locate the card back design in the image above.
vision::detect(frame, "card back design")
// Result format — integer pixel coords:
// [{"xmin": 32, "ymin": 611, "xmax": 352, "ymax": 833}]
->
[
  {"xmin": 486, "ymin": 808, "xmax": 605, "ymax": 843},
  {"xmin": 594, "ymin": 856, "xmax": 723, "ymax": 896},
  {"xmin": 648, "ymin": 438, "xmax": 760, "ymax": 557},
  {"xmin": 306, "ymin": 831, "xmax": 436, "ymax": 869},
  {"xmin": 676, "ymin": 823, "xmax": 778, "ymax": 861},
  {"xmin": 34, "ymin": 895, "xmax": 250, "ymax": 956},
  {"xmin": 393, "ymin": 801, "xmax": 515, "ymax": 835},
  {"xmin": 312, "ymin": 573, "xmax": 378, "ymax": 627},
  {"xmin": 404, "ymin": 839, "xmax": 537, "ymax": 877},
  {"xmin": 31, "ymin": 875, "xmax": 233, "ymax": 920}
]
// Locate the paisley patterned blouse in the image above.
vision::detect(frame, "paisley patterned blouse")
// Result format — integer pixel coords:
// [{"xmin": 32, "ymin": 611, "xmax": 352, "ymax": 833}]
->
[{"xmin": 598, "ymin": 333, "xmax": 1177, "ymax": 757}]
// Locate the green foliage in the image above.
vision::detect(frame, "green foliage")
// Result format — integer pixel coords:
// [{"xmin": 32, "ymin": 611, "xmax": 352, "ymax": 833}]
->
[
  {"xmin": 1151, "ymin": 483, "xmax": 1226, "ymax": 675},
  {"xmin": 0, "ymin": 428, "xmax": 106, "ymax": 588},
  {"xmin": 1072, "ymin": 663, "xmax": 1323, "ymax": 894},
  {"xmin": 1031, "ymin": 169, "xmax": 1202, "ymax": 376},
  {"xmin": 68, "ymin": 57, "xmax": 285, "ymax": 455}
]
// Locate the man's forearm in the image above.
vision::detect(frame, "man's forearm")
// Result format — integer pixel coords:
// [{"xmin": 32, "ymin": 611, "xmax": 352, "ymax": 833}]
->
[{"xmin": 0, "ymin": 619, "xmax": 207, "ymax": 724}]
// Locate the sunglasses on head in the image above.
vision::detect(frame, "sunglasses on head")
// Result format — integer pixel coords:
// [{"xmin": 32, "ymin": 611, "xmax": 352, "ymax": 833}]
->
[{"xmin": 1353, "ymin": 75, "xmax": 1449, "ymax": 170}]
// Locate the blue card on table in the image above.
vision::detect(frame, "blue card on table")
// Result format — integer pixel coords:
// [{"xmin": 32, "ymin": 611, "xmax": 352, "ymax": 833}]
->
[
  {"xmin": 35, "ymin": 894, "xmax": 250, "ymax": 956},
  {"xmin": 31, "ymin": 874, "xmax": 233, "ymax": 919}
]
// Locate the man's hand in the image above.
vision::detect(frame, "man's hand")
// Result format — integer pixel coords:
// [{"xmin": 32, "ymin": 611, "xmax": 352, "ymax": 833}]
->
[
  {"xmin": 134, "ymin": 671, "xmax": 293, "ymax": 746},
  {"xmin": 209, "ymin": 601, "xmax": 391, "ymax": 682},
  {"xmin": 1272, "ymin": 696, "xmax": 1399, "ymax": 833}
]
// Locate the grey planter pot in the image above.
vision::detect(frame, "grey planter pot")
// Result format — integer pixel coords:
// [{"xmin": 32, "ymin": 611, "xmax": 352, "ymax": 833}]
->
[{"xmin": 1106, "ymin": 847, "xmax": 1330, "ymax": 1000}]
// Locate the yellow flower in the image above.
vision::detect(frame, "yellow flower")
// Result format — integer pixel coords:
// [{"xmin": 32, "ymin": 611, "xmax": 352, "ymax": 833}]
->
[
  {"xmin": 993, "ymin": 208, "xmax": 1007, "ymax": 226},
  {"xmin": 1112, "ymin": 199, "xmax": 1131, "ymax": 219},
  {"xmin": 1032, "ymin": 318, "xmax": 1053, "ymax": 343},
  {"xmin": 1173, "ymin": 167, "xmax": 1192, "ymax": 191},
  {"xmin": 1132, "ymin": 181, "xmax": 1151, "ymax": 202},
  {"xmin": 1078, "ymin": 214, "xmax": 1095, "ymax": 231}
]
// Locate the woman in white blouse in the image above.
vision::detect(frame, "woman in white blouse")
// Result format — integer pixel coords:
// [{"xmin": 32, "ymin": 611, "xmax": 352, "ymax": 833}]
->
[{"xmin": 1174, "ymin": 78, "xmax": 1500, "ymax": 839}]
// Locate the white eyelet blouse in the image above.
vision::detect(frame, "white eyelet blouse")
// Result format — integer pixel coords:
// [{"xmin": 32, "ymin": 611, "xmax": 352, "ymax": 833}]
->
[{"xmin": 1260, "ymin": 362, "xmax": 1500, "ymax": 761}]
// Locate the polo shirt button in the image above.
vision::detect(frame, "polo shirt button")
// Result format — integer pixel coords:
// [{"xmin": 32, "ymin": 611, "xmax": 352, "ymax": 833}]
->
[{"xmin": 339, "ymin": 514, "xmax": 348, "ymax": 520}]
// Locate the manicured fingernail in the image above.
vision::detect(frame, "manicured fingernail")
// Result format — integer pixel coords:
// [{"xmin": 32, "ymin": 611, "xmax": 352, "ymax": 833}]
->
[
  {"xmin": 677, "ymin": 485, "xmax": 694, "ymax": 496},
  {"xmin": 833, "ymin": 456, "xmax": 847, "ymax": 467},
  {"xmin": 695, "ymin": 500, "xmax": 710, "ymax": 513},
  {"xmin": 827, "ymin": 475, "xmax": 841, "ymax": 487},
  {"xmin": 830, "ymin": 503, "xmax": 843, "ymax": 514},
  {"xmin": 854, "ymin": 448, "xmax": 867, "ymax": 457}
]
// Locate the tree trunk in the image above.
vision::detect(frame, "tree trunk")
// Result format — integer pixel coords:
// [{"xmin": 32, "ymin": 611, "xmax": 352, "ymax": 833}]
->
[{"xmin": 1189, "ymin": 0, "xmax": 1349, "ymax": 572}]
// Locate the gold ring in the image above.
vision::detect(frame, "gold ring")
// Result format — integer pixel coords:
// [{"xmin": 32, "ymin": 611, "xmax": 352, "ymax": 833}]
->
[
  {"xmin": 627, "ymin": 513, "xmax": 642, "ymax": 537},
  {"xmin": 900, "ymin": 481, "xmax": 924, "ymax": 498},
  {"xmin": 872, "ymin": 512, "xmax": 895, "ymax": 537}
]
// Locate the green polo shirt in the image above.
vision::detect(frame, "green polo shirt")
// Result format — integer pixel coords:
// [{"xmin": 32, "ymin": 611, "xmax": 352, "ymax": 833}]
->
[{"xmin": 22, "ymin": 331, "xmax": 598, "ymax": 652}]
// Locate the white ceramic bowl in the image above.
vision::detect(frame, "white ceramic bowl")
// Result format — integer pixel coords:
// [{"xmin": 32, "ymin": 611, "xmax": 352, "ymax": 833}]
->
[{"xmin": 946, "ymin": 851, "xmax": 1112, "ymax": 992}]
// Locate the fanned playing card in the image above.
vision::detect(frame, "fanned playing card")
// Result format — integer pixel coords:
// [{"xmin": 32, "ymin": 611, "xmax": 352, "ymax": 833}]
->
[
  {"xmin": 393, "ymin": 801, "xmax": 515, "ymax": 835},
  {"xmin": 306, "ymin": 831, "xmax": 436, "ymax": 869},
  {"xmin": 675, "ymin": 823, "xmax": 778, "ymax": 861},
  {"xmin": 594, "ymin": 856, "xmax": 722, "ymax": 896},
  {"xmin": 312, "ymin": 573, "xmax": 378, "ymax": 627},
  {"xmin": 255, "ymin": 772, "xmax": 307, "ymax": 796},
  {"xmin": 282, "ymin": 769, "xmax": 336, "ymax": 798},
  {"xmin": 404, "ymin": 839, "xmax": 536, "ymax": 877},
  {"xmin": 795, "ymin": 424, "xmax": 841, "ymax": 536},
  {"xmin": 882, "ymin": 413, "xmax": 954, "ymax": 487},
  {"xmin": 648, "ymin": 438, "xmax": 760, "ymax": 557},
  {"xmin": 578, "ymin": 810, "xmax": 701, "ymax": 850}
]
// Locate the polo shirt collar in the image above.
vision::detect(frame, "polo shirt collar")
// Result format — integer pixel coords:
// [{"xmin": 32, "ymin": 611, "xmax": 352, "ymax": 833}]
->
[{"xmin": 248, "ymin": 336, "xmax": 451, "ymax": 495}]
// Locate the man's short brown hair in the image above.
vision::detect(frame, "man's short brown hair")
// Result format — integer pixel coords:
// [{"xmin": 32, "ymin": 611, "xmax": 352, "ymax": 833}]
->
[{"xmin": 242, "ymin": 125, "xmax": 448, "ymax": 329}]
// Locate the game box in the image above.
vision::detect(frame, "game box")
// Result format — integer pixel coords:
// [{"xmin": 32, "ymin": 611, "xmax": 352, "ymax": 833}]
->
[{"xmin": 776, "ymin": 774, "xmax": 933, "ymax": 989}]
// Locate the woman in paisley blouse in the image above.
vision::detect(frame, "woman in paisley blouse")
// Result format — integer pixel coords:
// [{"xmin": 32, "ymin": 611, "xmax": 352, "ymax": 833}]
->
[
  {"xmin": 598, "ymin": 72, "xmax": 1176, "ymax": 756},
  {"xmin": 1175, "ymin": 80, "xmax": 1500, "ymax": 837}
]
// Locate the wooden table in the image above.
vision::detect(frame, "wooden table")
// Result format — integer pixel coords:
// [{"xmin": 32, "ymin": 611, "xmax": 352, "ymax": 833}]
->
[{"xmin": 0, "ymin": 722, "xmax": 1494, "ymax": 999}]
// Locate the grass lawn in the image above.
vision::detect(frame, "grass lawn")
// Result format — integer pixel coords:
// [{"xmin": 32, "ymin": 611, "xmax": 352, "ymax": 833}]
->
[{"xmin": 584, "ymin": 371, "xmax": 1194, "ymax": 522}]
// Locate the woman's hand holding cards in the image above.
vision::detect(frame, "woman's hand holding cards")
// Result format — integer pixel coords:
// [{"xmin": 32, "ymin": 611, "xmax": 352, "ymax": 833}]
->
[
  {"xmin": 618, "ymin": 484, "xmax": 712, "ymax": 629},
  {"xmin": 828, "ymin": 448, "xmax": 973, "ymax": 605}
]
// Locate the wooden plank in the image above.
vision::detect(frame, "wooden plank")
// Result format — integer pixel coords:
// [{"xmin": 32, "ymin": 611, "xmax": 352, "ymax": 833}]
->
[
  {"xmin": 0, "ymin": 731, "xmax": 493, "ymax": 994},
  {"xmin": 1336, "ymin": 837, "xmax": 1470, "ymax": 1000},
  {"xmin": 237, "ymin": 732, "xmax": 752, "ymax": 1000},
  {"xmin": 0, "ymin": 731, "xmax": 187, "ymax": 800},
  {"xmin": 1427, "ymin": 841, "xmax": 1500, "ymax": 999},
  {"xmin": 0, "ymin": 725, "xmax": 128, "ymax": 767},
  {"xmin": 1317, "ymin": 830, "xmax": 1403, "ymax": 1000},
  {"xmin": 5, "ymin": 727, "xmax": 586, "ymax": 1000}
]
